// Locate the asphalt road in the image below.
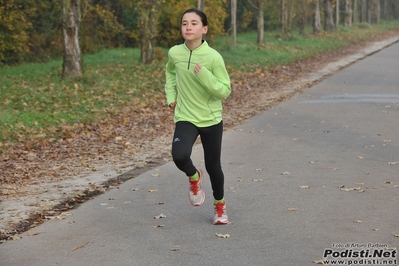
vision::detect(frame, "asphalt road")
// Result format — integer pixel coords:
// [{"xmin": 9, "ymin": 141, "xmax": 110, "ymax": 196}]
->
[{"xmin": 1, "ymin": 38, "xmax": 399, "ymax": 266}]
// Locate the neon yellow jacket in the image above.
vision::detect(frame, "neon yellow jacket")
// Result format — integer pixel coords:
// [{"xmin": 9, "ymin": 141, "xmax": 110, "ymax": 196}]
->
[{"xmin": 165, "ymin": 40, "xmax": 231, "ymax": 127}]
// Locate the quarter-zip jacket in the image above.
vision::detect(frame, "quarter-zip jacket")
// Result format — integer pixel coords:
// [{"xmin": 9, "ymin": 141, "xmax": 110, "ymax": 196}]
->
[{"xmin": 165, "ymin": 41, "xmax": 231, "ymax": 127}]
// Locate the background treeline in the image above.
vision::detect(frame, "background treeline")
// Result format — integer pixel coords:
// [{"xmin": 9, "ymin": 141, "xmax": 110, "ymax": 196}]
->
[{"xmin": 1, "ymin": 0, "xmax": 399, "ymax": 66}]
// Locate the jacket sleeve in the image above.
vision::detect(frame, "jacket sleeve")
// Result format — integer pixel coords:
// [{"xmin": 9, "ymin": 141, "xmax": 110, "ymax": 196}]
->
[
  {"xmin": 164, "ymin": 52, "xmax": 177, "ymax": 105},
  {"xmin": 195, "ymin": 55, "xmax": 231, "ymax": 100}
]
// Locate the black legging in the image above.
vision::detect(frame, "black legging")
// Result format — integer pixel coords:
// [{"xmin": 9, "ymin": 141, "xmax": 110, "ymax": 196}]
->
[{"xmin": 171, "ymin": 121, "xmax": 224, "ymax": 201}]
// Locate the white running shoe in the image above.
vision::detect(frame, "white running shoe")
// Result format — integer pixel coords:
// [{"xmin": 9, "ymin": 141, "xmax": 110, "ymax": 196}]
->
[
  {"xmin": 213, "ymin": 201, "xmax": 229, "ymax": 225},
  {"xmin": 188, "ymin": 169, "xmax": 205, "ymax": 206}
]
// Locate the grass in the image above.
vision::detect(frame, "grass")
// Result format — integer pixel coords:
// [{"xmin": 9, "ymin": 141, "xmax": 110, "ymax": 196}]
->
[{"xmin": 1, "ymin": 21, "xmax": 399, "ymax": 151}]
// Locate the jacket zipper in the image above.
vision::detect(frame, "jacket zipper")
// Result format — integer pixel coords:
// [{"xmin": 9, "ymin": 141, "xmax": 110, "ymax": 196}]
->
[{"xmin": 187, "ymin": 50, "xmax": 192, "ymax": 70}]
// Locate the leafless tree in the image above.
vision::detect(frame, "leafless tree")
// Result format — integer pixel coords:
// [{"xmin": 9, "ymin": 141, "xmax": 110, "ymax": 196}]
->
[
  {"xmin": 139, "ymin": 0, "xmax": 162, "ymax": 64},
  {"xmin": 62, "ymin": 0, "xmax": 83, "ymax": 79},
  {"xmin": 344, "ymin": 0, "xmax": 352, "ymax": 27},
  {"xmin": 231, "ymin": 0, "xmax": 237, "ymax": 45},
  {"xmin": 198, "ymin": 0, "xmax": 205, "ymax": 11},
  {"xmin": 313, "ymin": 0, "xmax": 322, "ymax": 33},
  {"xmin": 324, "ymin": 0, "xmax": 335, "ymax": 31}
]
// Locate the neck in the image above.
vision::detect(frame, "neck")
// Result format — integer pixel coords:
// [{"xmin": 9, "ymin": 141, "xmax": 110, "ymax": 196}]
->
[{"xmin": 186, "ymin": 39, "xmax": 203, "ymax": 50}]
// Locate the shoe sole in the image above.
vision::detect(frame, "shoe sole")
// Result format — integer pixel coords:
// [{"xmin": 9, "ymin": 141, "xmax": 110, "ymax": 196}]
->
[{"xmin": 213, "ymin": 219, "xmax": 229, "ymax": 225}]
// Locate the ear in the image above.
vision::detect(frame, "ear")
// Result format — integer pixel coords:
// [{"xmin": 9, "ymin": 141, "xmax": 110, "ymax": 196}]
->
[{"xmin": 202, "ymin": 25, "xmax": 208, "ymax": 35}]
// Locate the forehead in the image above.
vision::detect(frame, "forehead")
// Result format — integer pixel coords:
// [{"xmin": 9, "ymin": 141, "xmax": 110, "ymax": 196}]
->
[{"xmin": 182, "ymin": 12, "xmax": 202, "ymax": 22}]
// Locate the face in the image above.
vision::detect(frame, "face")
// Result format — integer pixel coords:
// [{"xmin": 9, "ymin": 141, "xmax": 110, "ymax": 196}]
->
[{"xmin": 181, "ymin": 12, "xmax": 208, "ymax": 42}]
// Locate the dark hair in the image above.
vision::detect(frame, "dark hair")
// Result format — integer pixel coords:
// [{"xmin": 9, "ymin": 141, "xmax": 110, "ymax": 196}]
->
[{"xmin": 181, "ymin": 8, "xmax": 208, "ymax": 26}]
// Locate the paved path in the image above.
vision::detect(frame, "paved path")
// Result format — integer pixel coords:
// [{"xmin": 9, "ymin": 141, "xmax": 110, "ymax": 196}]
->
[{"xmin": 1, "ymin": 38, "xmax": 399, "ymax": 266}]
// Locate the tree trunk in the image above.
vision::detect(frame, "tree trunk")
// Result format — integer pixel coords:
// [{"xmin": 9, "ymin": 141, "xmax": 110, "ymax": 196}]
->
[
  {"xmin": 370, "ymin": 0, "xmax": 380, "ymax": 24},
  {"xmin": 231, "ymin": 0, "xmax": 237, "ymax": 45},
  {"xmin": 353, "ymin": 0, "xmax": 358, "ymax": 23},
  {"xmin": 313, "ymin": 0, "xmax": 322, "ymax": 33},
  {"xmin": 299, "ymin": 0, "xmax": 307, "ymax": 34},
  {"xmin": 324, "ymin": 0, "xmax": 335, "ymax": 31},
  {"xmin": 361, "ymin": 0, "xmax": 367, "ymax": 22},
  {"xmin": 197, "ymin": 0, "xmax": 205, "ymax": 11},
  {"xmin": 336, "ymin": 0, "xmax": 340, "ymax": 27},
  {"xmin": 287, "ymin": 0, "xmax": 295, "ymax": 32},
  {"xmin": 257, "ymin": 0, "xmax": 264, "ymax": 44},
  {"xmin": 139, "ymin": 0, "xmax": 161, "ymax": 64},
  {"xmin": 62, "ymin": 0, "xmax": 83, "ymax": 79},
  {"xmin": 367, "ymin": 0, "xmax": 372, "ymax": 23},
  {"xmin": 344, "ymin": 0, "xmax": 352, "ymax": 26},
  {"xmin": 281, "ymin": 0, "xmax": 288, "ymax": 36}
]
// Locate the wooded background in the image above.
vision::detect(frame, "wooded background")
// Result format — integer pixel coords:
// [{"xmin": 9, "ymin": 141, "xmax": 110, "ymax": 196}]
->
[{"xmin": 1, "ymin": 0, "xmax": 398, "ymax": 67}]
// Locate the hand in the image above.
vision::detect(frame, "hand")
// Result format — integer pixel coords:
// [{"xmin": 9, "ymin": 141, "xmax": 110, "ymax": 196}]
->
[
  {"xmin": 194, "ymin": 64, "xmax": 202, "ymax": 75},
  {"xmin": 169, "ymin": 101, "xmax": 176, "ymax": 109}
]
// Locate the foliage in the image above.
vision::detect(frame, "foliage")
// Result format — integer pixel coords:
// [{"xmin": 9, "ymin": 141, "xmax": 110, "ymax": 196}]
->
[
  {"xmin": 0, "ymin": 0, "xmax": 399, "ymax": 65},
  {"xmin": 1, "ymin": 23, "xmax": 399, "ymax": 151},
  {"xmin": 157, "ymin": 0, "xmax": 228, "ymax": 47},
  {"xmin": 0, "ymin": 0, "xmax": 32, "ymax": 65}
]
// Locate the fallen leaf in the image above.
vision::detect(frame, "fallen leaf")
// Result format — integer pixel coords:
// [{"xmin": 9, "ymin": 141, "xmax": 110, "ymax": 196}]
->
[
  {"xmin": 147, "ymin": 189, "xmax": 158, "ymax": 193},
  {"xmin": 71, "ymin": 241, "xmax": 89, "ymax": 251},
  {"xmin": 170, "ymin": 247, "xmax": 180, "ymax": 251},
  {"xmin": 281, "ymin": 172, "xmax": 290, "ymax": 175},
  {"xmin": 151, "ymin": 173, "xmax": 160, "ymax": 177},
  {"xmin": 340, "ymin": 187, "xmax": 361, "ymax": 192},
  {"xmin": 153, "ymin": 224, "xmax": 165, "ymax": 228},
  {"xmin": 286, "ymin": 207, "xmax": 297, "ymax": 211},
  {"xmin": 394, "ymin": 234, "xmax": 399, "ymax": 238},
  {"xmin": 27, "ymin": 232, "xmax": 39, "ymax": 236},
  {"xmin": 131, "ymin": 188, "xmax": 138, "ymax": 191},
  {"xmin": 385, "ymin": 181, "xmax": 393, "ymax": 184},
  {"xmin": 156, "ymin": 202, "xmax": 165, "ymax": 205},
  {"xmin": 388, "ymin": 162, "xmax": 398, "ymax": 165},
  {"xmin": 299, "ymin": 185, "xmax": 310, "ymax": 189},
  {"xmin": 353, "ymin": 220, "xmax": 362, "ymax": 223},
  {"xmin": 313, "ymin": 259, "xmax": 324, "ymax": 264},
  {"xmin": 154, "ymin": 213, "xmax": 166, "ymax": 219},
  {"xmin": 216, "ymin": 233, "xmax": 230, "ymax": 238},
  {"xmin": 256, "ymin": 168, "xmax": 264, "ymax": 171},
  {"xmin": 358, "ymin": 156, "xmax": 364, "ymax": 159}
]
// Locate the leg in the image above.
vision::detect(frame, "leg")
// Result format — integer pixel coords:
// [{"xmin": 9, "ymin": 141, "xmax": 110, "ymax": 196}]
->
[
  {"xmin": 171, "ymin": 121, "xmax": 199, "ymax": 177},
  {"xmin": 198, "ymin": 121, "xmax": 224, "ymax": 200}
]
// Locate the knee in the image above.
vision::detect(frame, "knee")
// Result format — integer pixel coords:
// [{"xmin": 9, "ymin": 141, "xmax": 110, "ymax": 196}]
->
[{"xmin": 172, "ymin": 150, "xmax": 190, "ymax": 166}]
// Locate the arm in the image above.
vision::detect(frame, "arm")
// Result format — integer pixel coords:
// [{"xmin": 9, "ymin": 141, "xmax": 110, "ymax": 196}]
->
[
  {"xmin": 164, "ymin": 52, "xmax": 177, "ymax": 106},
  {"xmin": 195, "ymin": 56, "xmax": 231, "ymax": 100}
]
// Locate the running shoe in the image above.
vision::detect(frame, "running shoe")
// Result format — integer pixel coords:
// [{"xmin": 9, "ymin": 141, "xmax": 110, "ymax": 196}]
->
[
  {"xmin": 213, "ymin": 201, "xmax": 229, "ymax": 225},
  {"xmin": 188, "ymin": 169, "xmax": 205, "ymax": 206}
]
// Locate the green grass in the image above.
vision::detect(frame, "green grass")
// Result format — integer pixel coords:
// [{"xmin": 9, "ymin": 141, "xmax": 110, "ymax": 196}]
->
[{"xmin": 1, "ymin": 21, "xmax": 399, "ymax": 150}]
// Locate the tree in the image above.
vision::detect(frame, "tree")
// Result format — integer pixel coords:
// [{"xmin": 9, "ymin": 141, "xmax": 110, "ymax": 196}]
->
[
  {"xmin": 62, "ymin": 0, "xmax": 83, "ymax": 79},
  {"xmin": 257, "ymin": 0, "xmax": 265, "ymax": 43},
  {"xmin": 198, "ymin": 0, "xmax": 205, "ymax": 10},
  {"xmin": 344, "ymin": 0, "xmax": 352, "ymax": 26},
  {"xmin": 324, "ymin": 0, "xmax": 335, "ymax": 31},
  {"xmin": 336, "ymin": 0, "xmax": 340, "ymax": 27},
  {"xmin": 282, "ymin": 0, "xmax": 288, "ymax": 36},
  {"xmin": 313, "ymin": 0, "xmax": 322, "ymax": 33},
  {"xmin": 370, "ymin": 0, "xmax": 380, "ymax": 24},
  {"xmin": 139, "ymin": 0, "xmax": 163, "ymax": 64},
  {"xmin": 353, "ymin": 0, "xmax": 359, "ymax": 23},
  {"xmin": 299, "ymin": 0, "xmax": 307, "ymax": 34},
  {"xmin": 231, "ymin": 0, "xmax": 237, "ymax": 45}
]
